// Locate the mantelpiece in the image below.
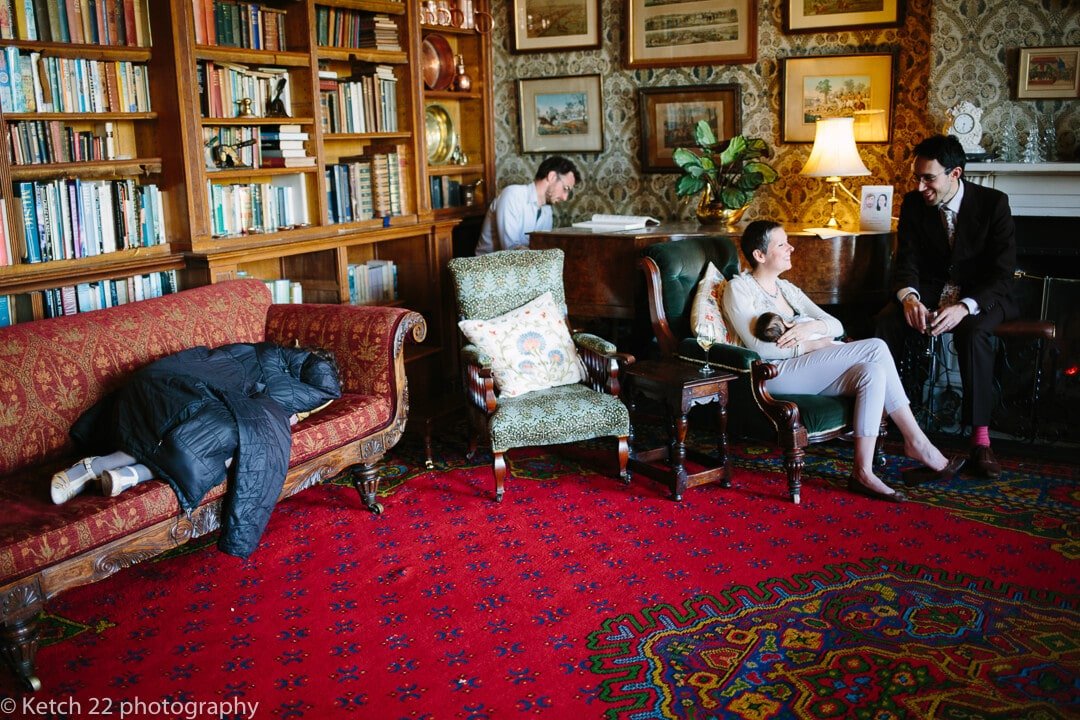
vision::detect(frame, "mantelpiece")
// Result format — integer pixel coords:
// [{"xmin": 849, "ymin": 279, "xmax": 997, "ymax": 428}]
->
[{"xmin": 964, "ymin": 162, "xmax": 1080, "ymax": 217}]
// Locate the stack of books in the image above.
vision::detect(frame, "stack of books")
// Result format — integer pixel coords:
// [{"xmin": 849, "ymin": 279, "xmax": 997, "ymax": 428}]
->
[{"xmin": 260, "ymin": 124, "xmax": 314, "ymax": 168}]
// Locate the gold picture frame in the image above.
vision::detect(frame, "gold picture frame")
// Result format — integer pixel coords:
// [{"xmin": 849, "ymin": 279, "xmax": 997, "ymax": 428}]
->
[
  {"xmin": 1017, "ymin": 46, "xmax": 1080, "ymax": 99},
  {"xmin": 783, "ymin": 0, "xmax": 903, "ymax": 33},
  {"xmin": 625, "ymin": 0, "xmax": 755, "ymax": 69},
  {"xmin": 638, "ymin": 84, "xmax": 741, "ymax": 173},
  {"xmin": 781, "ymin": 53, "xmax": 895, "ymax": 143},
  {"xmin": 518, "ymin": 75, "xmax": 604, "ymax": 154},
  {"xmin": 511, "ymin": 0, "xmax": 601, "ymax": 53}
]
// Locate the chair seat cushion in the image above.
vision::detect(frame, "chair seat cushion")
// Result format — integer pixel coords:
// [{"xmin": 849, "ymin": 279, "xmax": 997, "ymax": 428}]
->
[
  {"xmin": 768, "ymin": 393, "xmax": 850, "ymax": 436},
  {"xmin": 489, "ymin": 383, "xmax": 630, "ymax": 452}
]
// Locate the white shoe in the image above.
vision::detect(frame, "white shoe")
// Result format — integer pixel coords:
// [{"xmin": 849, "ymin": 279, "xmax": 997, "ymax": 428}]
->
[
  {"xmin": 51, "ymin": 457, "xmax": 99, "ymax": 505},
  {"xmin": 101, "ymin": 466, "xmax": 143, "ymax": 497}
]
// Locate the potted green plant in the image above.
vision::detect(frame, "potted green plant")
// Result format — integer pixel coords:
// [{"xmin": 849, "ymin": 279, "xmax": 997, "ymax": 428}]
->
[{"xmin": 673, "ymin": 121, "xmax": 779, "ymax": 225}]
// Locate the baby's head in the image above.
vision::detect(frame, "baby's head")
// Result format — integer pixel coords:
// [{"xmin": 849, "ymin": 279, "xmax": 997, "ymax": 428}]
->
[{"xmin": 754, "ymin": 312, "xmax": 787, "ymax": 343}]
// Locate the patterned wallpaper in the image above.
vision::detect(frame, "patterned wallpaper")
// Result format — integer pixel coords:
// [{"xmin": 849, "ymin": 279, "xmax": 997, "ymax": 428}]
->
[{"xmin": 490, "ymin": 0, "xmax": 1080, "ymax": 229}]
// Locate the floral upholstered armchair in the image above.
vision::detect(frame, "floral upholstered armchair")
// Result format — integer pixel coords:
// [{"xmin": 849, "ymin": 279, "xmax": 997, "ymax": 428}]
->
[
  {"xmin": 640, "ymin": 236, "xmax": 884, "ymax": 504},
  {"xmin": 447, "ymin": 249, "xmax": 634, "ymax": 501}
]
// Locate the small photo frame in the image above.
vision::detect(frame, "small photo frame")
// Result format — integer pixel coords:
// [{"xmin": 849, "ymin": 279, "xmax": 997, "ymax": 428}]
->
[
  {"xmin": 859, "ymin": 185, "xmax": 893, "ymax": 233},
  {"xmin": 518, "ymin": 75, "xmax": 604, "ymax": 154},
  {"xmin": 625, "ymin": 0, "xmax": 756, "ymax": 69},
  {"xmin": 783, "ymin": 0, "xmax": 903, "ymax": 33},
  {"xmin": 637, "ymin": 84, "xmax": 741, "ymax": 173},
  {"xmin": 781, "ymin": 53, "xmax": 895, "ymax": 143},
  {"xmin": 1017, "ymin": 46, "xmax": 1080, "ymax": 99},
  {"xmin": 511, "ymin": 0, "xmax": 601, "ymax": 53}
]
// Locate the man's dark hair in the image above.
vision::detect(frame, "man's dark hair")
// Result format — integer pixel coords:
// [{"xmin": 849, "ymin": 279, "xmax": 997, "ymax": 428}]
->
[
  {"xmin": 535, "ymin": 155, "xmax": 581, "ymax": 184},
  {"xmin": 913, "ymin": 134, "xmax": 967, "ymax": 172},
  {"xmin": 740, "ymin": 219, "xmax": 782, "ymax": 269}
]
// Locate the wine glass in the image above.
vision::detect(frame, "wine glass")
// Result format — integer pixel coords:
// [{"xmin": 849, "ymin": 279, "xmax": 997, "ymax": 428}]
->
[{"xmin": 696, "ymin": 327, "xmax": 716, "ymax": 375}]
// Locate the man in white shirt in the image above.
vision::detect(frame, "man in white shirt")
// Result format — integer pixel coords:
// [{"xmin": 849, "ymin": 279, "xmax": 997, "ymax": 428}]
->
[{"xmin": 474, "ymin": 156, "xmax": 580, "ymax": 255}]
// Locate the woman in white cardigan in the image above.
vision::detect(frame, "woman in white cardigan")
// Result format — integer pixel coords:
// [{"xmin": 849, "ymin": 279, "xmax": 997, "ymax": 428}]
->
[{"xmin": 721, "ymin": 220, "xmax": 962, "ymax": 502}]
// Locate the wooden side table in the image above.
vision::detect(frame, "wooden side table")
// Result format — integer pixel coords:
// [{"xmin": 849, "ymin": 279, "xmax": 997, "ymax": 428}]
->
[{"xmin": 623, "ymin": 358, "xmax": 736, "ymax": 501}]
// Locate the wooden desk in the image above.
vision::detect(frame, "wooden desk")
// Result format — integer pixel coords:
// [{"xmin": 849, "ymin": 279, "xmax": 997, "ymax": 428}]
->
[{"xmin": 530, "ymin": 223, "xmax": 896, "ymax": 319}]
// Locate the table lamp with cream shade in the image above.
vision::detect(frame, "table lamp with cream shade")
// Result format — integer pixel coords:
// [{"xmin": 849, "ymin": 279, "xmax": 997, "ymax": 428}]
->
[{"xmin": 800, "ymin": 116, "xmax": 871, "ymax": 229}]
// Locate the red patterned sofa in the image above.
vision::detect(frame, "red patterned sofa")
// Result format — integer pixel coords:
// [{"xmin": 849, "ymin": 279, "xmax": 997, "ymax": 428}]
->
[{"xmin": 0, "ymin": 279, "xmax": 425, "ymax": 691}]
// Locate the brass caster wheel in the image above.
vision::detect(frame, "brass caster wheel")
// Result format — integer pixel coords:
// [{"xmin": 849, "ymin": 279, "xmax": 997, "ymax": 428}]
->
[
  {"xmin": 792, "ymin": 493, "xmax": 801, "ymax": 505},
  {"xmin": 424, "ymin": 460, "xmax": 435, "ymax": 470},
  {"xmin": 494, "ymin": 491, "xmax": 504, "ymax": 503},
  {"xmin": 368, "ymin": 502, "xmax": 384, "ymax": 515},
  {"xmin": 25, "ymin": 674, "xmax": 42, "ymax": 692}
]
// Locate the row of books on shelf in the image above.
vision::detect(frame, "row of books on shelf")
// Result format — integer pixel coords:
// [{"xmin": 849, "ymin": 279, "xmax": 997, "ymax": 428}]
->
[
  {"xmin": 26, "ymin": 269, "xmax": 178, "ymax": 322},
  {"xmin": 347, "ymin": 259, "xmax": 397, "ymax": 306},
  {"xmin": 8, "ymin": 119, "xmax": 119, "ymax": 165},
  {"xmin": 315, "ymin": 9, "xmax": 400, "ymax": 51},
  {"xmin": 0, "ymin": 202, "xmax": 10, "ymax": 266},
  {"xmin": 0, "ymin": 49, "xmax": 151, "ymax": 114},
  {"xmin": 0, "ymin": 0, "xmax": 152, "ymax": 46},
  {"xmin": 16, "ymin": 179, "xmax": 165, "ymax": 264},
  {"xmin": 325, "ymin": 150, "xmax": 408, "ymax": 224},
  {"xmin": 264, "ymin": 278, "xmax": 302, "ymax": 305},
  {"xmin": 202, "ymin": 124, "xmax": 314, "ymax": 170},
  {"xmin": 197, "ymin": 61, "xmax": 290, "ymax": 120},
  {"xmin": 430, "ymin": 176, "xmax": 469, "ymax": 210},
  {"xmin": 318, "ymin": 67, "xmax": 398, "ymax": 134},
  {"xmin": 207, "ymin": 176, "xmax": 309, "ymax": 237},
  {"xmin": 191, "ymin": 0, "xmax": 286, "ymax": 51}
]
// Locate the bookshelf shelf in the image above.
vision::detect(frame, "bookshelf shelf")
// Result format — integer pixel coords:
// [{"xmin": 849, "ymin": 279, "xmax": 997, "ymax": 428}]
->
[
  {"xmin": 424, "ymin": 90, "xmax": 482, "ymax": 101},
  {"xmin": 322, "ymin": 0, "xmax": 409, "ymax": 14},
  {"xmin": 0, "ymin": 246, "xmax": 180, "ymax": 296},
  {"xmin": 193, "ymin": 48, "xmax": 313, "ymax": 66},
  {"xmin": 324, "ymin": 131, "xmax": 413, "ymax": 142},
  {"xmin": 316, "ymin": 47, "xmax": 408, "ymax": 64},
  {"xmin": 427, "ymin": 163, "xmax": 484, "ymax": 177},
  {"xmin": 0, "ymin": 42, "xmax": 151, "ymax": 61},
  {"xmin": 200, "ymin": 117, "xmax": 319, "ymax": 128},
  {"xmin": 9, "ymin": 160, "xmax": 164, "ymax": 181},
  {"xmin": 3, "ymin": 112, "xmax": 157, "ymax": 121}
]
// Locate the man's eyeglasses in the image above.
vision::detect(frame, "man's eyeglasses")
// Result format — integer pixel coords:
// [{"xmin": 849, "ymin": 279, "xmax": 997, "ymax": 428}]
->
[
  {"xmin": 913, "ymin": 169, "xmax": 954, "ymax": 184},
  {"xmin": 555, "ymin": 173, "xmax": 575, "ymax": 199}
]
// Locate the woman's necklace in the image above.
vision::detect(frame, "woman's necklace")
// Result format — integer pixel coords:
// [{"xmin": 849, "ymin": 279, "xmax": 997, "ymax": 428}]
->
[{"xmin": 752, "ymin": 274, "xmax": 779, "ymax": 299}]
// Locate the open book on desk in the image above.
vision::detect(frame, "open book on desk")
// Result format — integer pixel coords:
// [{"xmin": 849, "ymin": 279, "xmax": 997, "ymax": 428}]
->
[{"xmin": 572, "ymin": 214, "xmax": 661, "ymax": 231}]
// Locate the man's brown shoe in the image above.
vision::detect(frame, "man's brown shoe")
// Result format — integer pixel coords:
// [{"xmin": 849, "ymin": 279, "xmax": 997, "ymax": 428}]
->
[{"xmin": 966, "ymin": 446, "xmax": 1002, "ymax": 479}]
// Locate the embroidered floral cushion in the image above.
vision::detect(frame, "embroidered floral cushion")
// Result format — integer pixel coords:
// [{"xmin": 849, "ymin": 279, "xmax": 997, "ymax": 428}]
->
[
  {"xmin": 458, "ymin": 291, "xmax": 585, "ymax": 398},
  {"xmin": 689, "ymin": 262, "xmax": 730, "ymax": 345}
]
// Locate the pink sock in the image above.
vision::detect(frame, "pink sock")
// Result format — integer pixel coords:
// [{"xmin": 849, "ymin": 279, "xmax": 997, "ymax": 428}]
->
[{"xmin": 971, "ymin": 426, "xmax": 990, "ymax": 447}]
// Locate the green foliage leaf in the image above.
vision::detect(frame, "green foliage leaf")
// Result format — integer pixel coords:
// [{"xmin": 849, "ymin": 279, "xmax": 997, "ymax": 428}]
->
[
  {"xmin": 744, "ymin": 161, "xmax": 779, "ymax": 184},
  {"xmin": 720, "ymin": 187, "xmax": 750, "ymax": 208},
  {"xmin": 672, "ymin": 147, "xmax": 700, "ymax": 169},
  {"xmin": 694, "ymin": 119, "xmax": 717, "ymax": 148},
  {"xmin": 718, "ymin": 135, "xmax": 747, "ymax": 166},
  {"xmin": 676, "ymin": 174, "xmax": 706, "ymax": 197}
]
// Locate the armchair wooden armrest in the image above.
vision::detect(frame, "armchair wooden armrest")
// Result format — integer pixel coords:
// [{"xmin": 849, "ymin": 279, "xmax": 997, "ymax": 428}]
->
[
  {"xmin": 573, "ymin": 332, "xmax": 635, "ymax": 397},
  {"xmin": 639, "ymin": 256, "xmax": 679, "ymax": 356},
  {"xmin": 461, "ymin": 344, "xmax": 497, "ymax": 414},
  {"xmin": 751, "ymin": 359, "xmax": 809, "ymax": 449}
]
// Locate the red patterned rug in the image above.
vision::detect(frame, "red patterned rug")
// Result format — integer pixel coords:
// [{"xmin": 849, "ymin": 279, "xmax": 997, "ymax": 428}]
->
[{"xmin": 2, "ymin": 432, "xmax": 1077, "ymax": 718}]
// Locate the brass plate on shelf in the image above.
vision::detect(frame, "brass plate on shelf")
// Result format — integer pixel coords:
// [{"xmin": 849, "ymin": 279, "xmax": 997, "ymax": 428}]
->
[
  {"xmin": 422, "ymin": 34, "xmax": 455, "ymax": 91},
  {"xmin": 425, "ymin": 104, "xmax": 457, "ymax": 165}
]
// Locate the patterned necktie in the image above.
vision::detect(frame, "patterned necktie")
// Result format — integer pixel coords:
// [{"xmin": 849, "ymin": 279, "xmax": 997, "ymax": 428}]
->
[
  {"xmin": 938, "ymin": 205, "xmax": 959, "ymax": 306},
  {"xmin": 941, "ymin": 206, "xmax": 957, "ymax": 248}
]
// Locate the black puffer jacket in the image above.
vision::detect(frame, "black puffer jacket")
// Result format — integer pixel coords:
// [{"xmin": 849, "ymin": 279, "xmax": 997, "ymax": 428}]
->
[{"xmin": 72, "ymin": 342, "xmax": 341, "ymax": 557}]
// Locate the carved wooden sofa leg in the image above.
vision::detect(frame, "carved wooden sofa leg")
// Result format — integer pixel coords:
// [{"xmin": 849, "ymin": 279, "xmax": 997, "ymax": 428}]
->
[
  {"xmin": 351, "ymin": 462, "xmax": 384, "ymax": 515},
  {"xmin": 1, "ymin": 613, "xmax": 43, "ymax": 692}
]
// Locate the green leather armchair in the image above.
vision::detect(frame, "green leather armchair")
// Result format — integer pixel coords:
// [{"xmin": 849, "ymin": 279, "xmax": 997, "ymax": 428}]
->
[
  {"xmin": 639, "ymin": 236, "xmax": 884, "ymax": 503},
  {"xmin": 448, "ymin": 249, "xmax": 634, "ymax": 502}
]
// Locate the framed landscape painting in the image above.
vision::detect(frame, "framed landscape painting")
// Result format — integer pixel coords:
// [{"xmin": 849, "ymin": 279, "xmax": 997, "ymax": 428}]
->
[
  {"xmin": 1017, "ymin": 46, "xmax": 1080, "ymax": 99},
  {"xmin": 625, "ymin": 0, "xmax": 755, "ymax": 69},
  {"xmin": 518, "ymin": 75, "xmax": 604, "ymax": 153},
  {"xmin": 511, "ymin": 0, "xmax": 601, "ymax": 52},
  {"xmin": 638, "ymin": 84, "xmax": 741, "ymax": 173},
  {"xmin": 781, "ymin": 53, "xmax": 894, "ymax": 143},
  {"xmin": 783, "ymin": 0, "xmax": 903, "ymax": 33}
]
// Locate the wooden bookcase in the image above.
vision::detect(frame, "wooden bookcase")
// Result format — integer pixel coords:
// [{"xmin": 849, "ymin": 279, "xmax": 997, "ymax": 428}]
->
[{"xmin": 0, "ymin": 0, "xmax": 495, "ymax": 395}]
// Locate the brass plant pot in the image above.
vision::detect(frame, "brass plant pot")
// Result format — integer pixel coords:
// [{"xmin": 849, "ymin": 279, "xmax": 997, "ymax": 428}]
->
[{"xmin": 695, "ymin": 186, "xmax": 748, "ymax": 226}]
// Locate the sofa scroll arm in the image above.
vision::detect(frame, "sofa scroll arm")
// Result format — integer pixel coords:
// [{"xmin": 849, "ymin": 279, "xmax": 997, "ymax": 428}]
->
[
  {"xmin": 573, "ymin": 332, "xmax": 634, "ymax": 397},
  {"xmin": 751, "ymin": 359, "xmax": 808, "ymax": 448}
]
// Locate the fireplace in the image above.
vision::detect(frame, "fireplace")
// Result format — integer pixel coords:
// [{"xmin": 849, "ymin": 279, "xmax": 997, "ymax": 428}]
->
[{"xmin": 966, "ymin": 162, "xmax": 1080, "ymax": 442}]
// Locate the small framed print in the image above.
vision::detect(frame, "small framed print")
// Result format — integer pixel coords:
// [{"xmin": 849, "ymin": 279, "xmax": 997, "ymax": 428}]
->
[
  {"xmin": 637, "ymin": 84, "xmax": 741, "ymax": 173},
  {"xmin": 1017, "ymin": 46, "xmax": 1080, "ymax": 99},
  {"xmin": 625, "ymin": 0, "xmax": 756, "ymax": 69},
  {"xmin": 511, "ymin": 0, "xmax": 601, "ymax": 53},
  {"xmin": 518, "ymin": 75, "xmax": 604, "ymax": 154},
  {"xmin": 781, "ymin": 53, "xmax": 895, "ymax": 143},
  {"xmin": 783, "ymin": 0, "xmax": 903, "ymax": 34},
  {"xmin": 859, "ymin": 185, "xmax": 893, "ymax": 233}
]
